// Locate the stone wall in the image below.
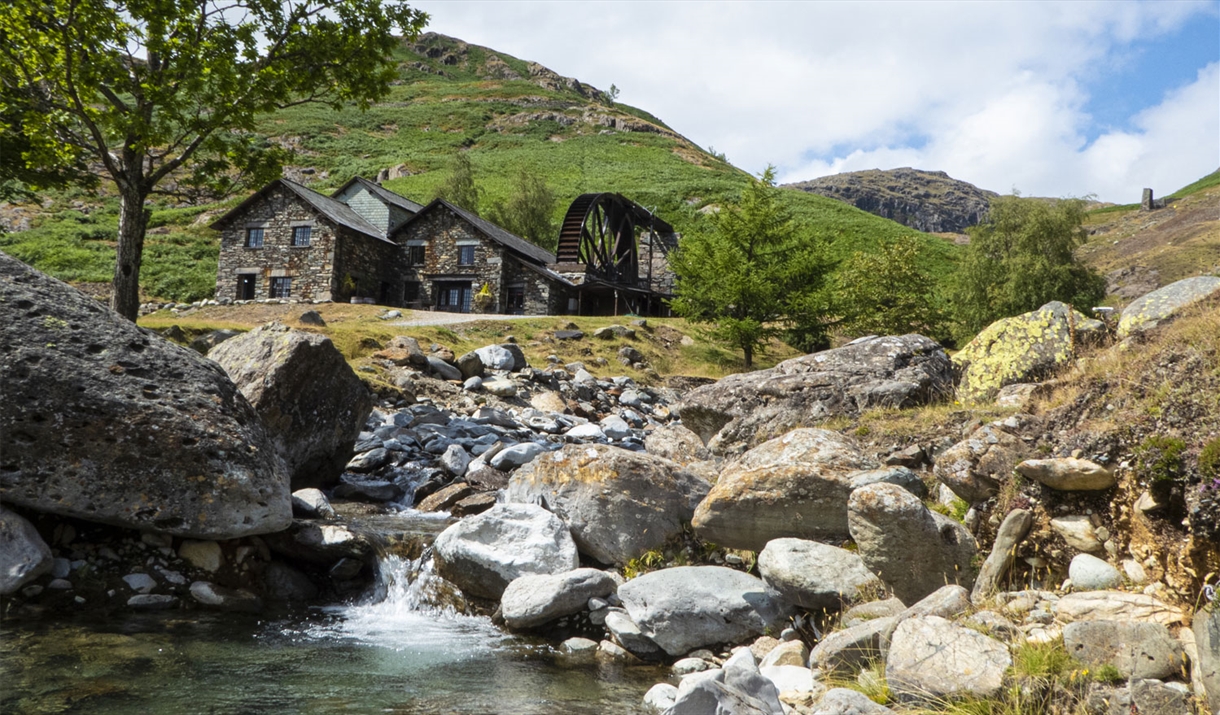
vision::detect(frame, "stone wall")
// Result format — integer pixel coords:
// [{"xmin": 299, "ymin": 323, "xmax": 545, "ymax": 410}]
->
[
  {"xmin": 333, "ymin": 230, "xmax": 406, "ymax": 305},
  {"xmin": 214, "ymin": 185, "xmax": 338, "ymax": 302}
]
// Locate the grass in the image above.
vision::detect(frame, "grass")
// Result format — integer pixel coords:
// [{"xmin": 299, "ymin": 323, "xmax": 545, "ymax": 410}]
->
[{"xmin": 1167, "ymin": 168, "xmax": 1220, "ymax": 199}]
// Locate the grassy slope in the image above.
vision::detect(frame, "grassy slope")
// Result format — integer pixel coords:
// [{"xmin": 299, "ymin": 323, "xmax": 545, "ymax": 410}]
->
[{"xmin": 1, "ymin": 34, "xmax": 953, "ymax": 303}]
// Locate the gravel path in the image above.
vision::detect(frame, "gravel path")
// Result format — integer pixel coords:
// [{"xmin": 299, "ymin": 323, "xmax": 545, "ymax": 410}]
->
[{"xmin": 385, "ymin": 311, "xmax": 537, "ymax": 328}]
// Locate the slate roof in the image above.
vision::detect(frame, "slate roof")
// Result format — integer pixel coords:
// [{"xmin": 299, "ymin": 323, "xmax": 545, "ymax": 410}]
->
[
  {"xmin": 332, "ymin": 176, "xmax": 425, "ymax": 215},
  {"xmin": 209, "ymin": 178, "xmax": 395, "ymax": 245},
  {"xmin": 396, "ymin": 199, "xmax": 557, "ymax": 266}
]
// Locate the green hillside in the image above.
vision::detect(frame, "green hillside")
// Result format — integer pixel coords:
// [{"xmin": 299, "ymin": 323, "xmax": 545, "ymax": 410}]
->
[{"xmin": 0, "ymin": 32, "xmax": 954, "ymax": 303}]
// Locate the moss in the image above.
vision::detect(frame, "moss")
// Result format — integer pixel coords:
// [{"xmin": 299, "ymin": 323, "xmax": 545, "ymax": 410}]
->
[
  {"xmin": 1199, "ymin": 437, "xmax": 1220, "ymax": 480},
  {"xmin": 1135, "ymin": 435, "xmax": 1187, "ymax": 483}
]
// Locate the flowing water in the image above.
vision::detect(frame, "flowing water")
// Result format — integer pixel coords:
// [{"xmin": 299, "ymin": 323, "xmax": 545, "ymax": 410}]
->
[{"xmin": 0, "ymin": 513, "xmax": 662, "ymax": 714}]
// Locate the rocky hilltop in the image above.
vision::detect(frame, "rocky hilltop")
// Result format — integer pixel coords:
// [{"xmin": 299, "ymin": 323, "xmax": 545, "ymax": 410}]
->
[{"xmin": 784, "ymin": 167, "xmax": 998, "ymax": 233}]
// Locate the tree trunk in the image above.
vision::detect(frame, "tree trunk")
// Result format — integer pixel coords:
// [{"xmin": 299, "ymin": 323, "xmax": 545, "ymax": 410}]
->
[
  {"xmin": 111, "ymin": 184, "xmax": 150, "ymax": 321},
  {"xmin": 742, "ymin": 343, "xmax": 753, "ymax": 369}
]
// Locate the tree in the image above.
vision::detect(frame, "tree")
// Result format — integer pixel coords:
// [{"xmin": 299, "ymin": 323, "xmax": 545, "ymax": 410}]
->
[
  {"xmin": 949, "ymin": 195, "xmax": 1106, "ymax": 340},
  {"xmin": 834, "ymin": 237, "xmax": 947, "ymax": 341},
  {"xmin": 486, "ymin": 168, "xmax": 556, "ymax": 250},
  {"xmin": 431, "ymin": 151, "xmax": 480, "ymax": 214},
  {"xmin": 0, "ymin": 0, "xmax": 427, "ymax": 320},
  {"xmin": 669, "ymin": 167, "xmax": 829, "ymax": 367}
]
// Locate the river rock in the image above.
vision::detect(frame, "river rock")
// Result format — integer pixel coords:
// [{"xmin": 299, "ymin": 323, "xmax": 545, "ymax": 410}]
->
[
  {"xmin": 972, "ymin": 507, "xmax": 1033, "ymax": 601},
  {"xmin": 848, "ymin": 483, "xmax": 977, "ymax": 604},
  {"xmin": 189, "ymin": 581, "xmax": 263, "ymax": 613},
  {"xmin": 264, "ymin": 521, "xmax": 376, "ymax": 565},
  {"xmin": 604, "ymin": 609, "xmax": 662, "ymax": 657},
  {"xmin": 1118, "ymin": 275, "xmax": 1220, "ymax": 338},
  {"xmin": 500, "ymin": 568, "xmax": 617, "ymax": 630},
  {"xmin": 1015, "ymin": 458, "xmax": 1116, "ymax": 491},
  {"xmin": 692, "ymin": 428, "xmax": 876, "ymax": 551},
  {"xmin": 427, "ymin": 356, "xmax": 462, "ymax": 381},
  {"xmin": 643, "ymin": 683, "xmax": 677, "ymax": 712},
  {"xmin": 677, "ymin": 334, "xmax": 953, "ymax": 454},
  {"xmin": 1069, "ymin": 554, "xmax": 1122, "ymax": 591},
  {"xmin": 1053, "ymin": 591, "xmax": 1187, "ymax": 627},
  {"xmin": 416, "ymin": 482, "xmax": 473, "ymax": 512},
  {"xmin": 127, "ymin": 594, "xmax": 179, "ymax": 610},
  {"xmin": 886, "ymin": 616, "xmax": 1011, "ymax": 702},
  {"xmin": 953, "ymin": 301, "xmax": 1103, "ymax": 403},
  {"xmin": 291, "ymin": 488, "xmax": 337, "ymax": 519},
  {"xmin": 643, "ymin": 424, "xmax": 710, "ymax": 465},
  {"xmin": 933, "ymin": 424, "xmax": 1028, "ymax": 504},
  {"xmin": 809, "ymin": 616, "xmax": 896, "ymax": 675},
  {"xmin": 179, "ymin": 540, "xmax": 223, "ymax": 572},
  {"xmin": 760, "ymin": 639, "xmax": 808, "ymax": 667},
  {"xmin": 210, "ymin": 322, "xmax": 373, "ymax": 490},
  {"xmin": 122, "ymin": 573, "xmax": 157, "ymax": 593},
  {"xmin": 471, "ymin": 344, "xmax": 511, "ymax": 370},
  {"xmin": 441, "ymin": 444, "xmax": 471, "ymax": 477},
  {"xmin": 564, "ymin": 423, "xmax": 604, "ymax": 440},
  {"xmin": 811, "ymin": 688, "xmax": 895, "ymax": 714},
  {"xmin": 1195, "ymin": 607, "xmax": 1220, "ymax": 715},
  {"xmin": 618, "ymin": 566, "xmax": 792, "ymax": 656},
  {"xmin": 759, "ymin": 664, "xmax": 816, "ymax": 693},
  {"xmin": 1064, "ymin": 620, "xmax": 1184, "ymax": 680},
  {"xmin": 0, "ymin": 506, "xmax": 53, "ymax": 595},
  {"xmin": 432, "ymin": 503, "xmax": 579, "ymax": 600},
  {"xmin": 667, "ymin": 648, "xmax": 784, "ymax": 715},
  {"xmin": 483, "ymin": 379, "xmax": 517, "ymax": 398},
  {"xmin": 507, "ymin": 444, "xmax": 710, "ymax": 564},
  {"xmin": 263, "ymin": 560, "xmax": 319, "ymax": 601},
  {"xmin": 757, "ymin": 538, "xmax": 882, "ymax": 610},
  {"xmin": 489, "ymin": 442, "xmax": 544, "ymax": 470},
  {"xmin": 0, "ymin": 254, "xmax": 291, "ymax": 539},
  {"xmin": 380, "ymin": 336, "xmax": 427, "ymax": 367}
]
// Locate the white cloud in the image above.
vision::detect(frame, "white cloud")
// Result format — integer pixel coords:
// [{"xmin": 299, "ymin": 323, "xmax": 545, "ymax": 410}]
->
[{"xmin": 411, "ymin": 0, "xmax": 1218, "ymax": 202}]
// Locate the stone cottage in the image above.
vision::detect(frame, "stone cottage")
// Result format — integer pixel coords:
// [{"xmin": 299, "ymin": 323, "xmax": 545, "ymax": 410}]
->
[{"xmin": 211, "ymin": 177, "xmax": 423, "ymax": 304}]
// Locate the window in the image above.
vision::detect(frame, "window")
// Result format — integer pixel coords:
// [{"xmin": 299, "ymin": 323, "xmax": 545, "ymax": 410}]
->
[
  {"xmin": 292, "ymin": 226, "xmax": 311, "ymax": 247},
  {"xmin": 269, "ymin": 277, "xmax": 292, "ymax": 299},
  {"xmin": 236, "ymin": 275, "xmax": 256, "ymax": 300},
  {"xmin": 245, "ymin": 227, "xmax": 264, "ymax": 248},
  {"xmin": 406, "ymin": 245, "xmax": 425, "ymax": 266},
  {"xmin": 458, "ymin": 245, "xmax": 476, "ymax": 266}
]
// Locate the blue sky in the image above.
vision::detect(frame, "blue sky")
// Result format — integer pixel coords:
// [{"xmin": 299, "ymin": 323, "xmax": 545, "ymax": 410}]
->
[{"xmin": 413, "ymin": 0, "xmax": 1220, "ymax": 203}]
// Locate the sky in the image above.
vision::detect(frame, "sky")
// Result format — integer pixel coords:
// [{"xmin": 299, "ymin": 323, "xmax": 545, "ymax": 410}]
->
[{"xmin": 410, "ymin": 0, "xmax": 1219, "ymax": 203}]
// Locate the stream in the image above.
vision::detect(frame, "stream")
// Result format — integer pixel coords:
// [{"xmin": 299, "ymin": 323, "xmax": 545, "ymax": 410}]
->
[{"xmin": 1, "ymin": 511, "xmax": 662, "ymax": 714}]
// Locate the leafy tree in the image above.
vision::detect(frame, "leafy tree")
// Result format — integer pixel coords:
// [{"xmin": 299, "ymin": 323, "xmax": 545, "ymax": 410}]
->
[
  {"xmin": 0, "ymin": 83, "xmax": 93, "ymax": 204},
  {"xmin": 949, "ymin": 195, "xmax": 1106, "ymax": 341},
  {"xmin": 0, "ymin": 0, "xmax": 427, "ymax": 319},
  {"xmin": 486, "ymin": 168, "xmax": 556, "ymax": 250},
  {"xmin": 669, "ymin": 167, "xmax": 829, "ymax": 367},
  {"xmin": 431, "ymin": 151, "xmax": 480, "ymax": 215},
  {"xmin": 606, "ymin": 84, "xmax": 620, "ymax": 103},
  {"xmin": 834, "ymin": 237, "xmax": 947, "ymax": 341}
]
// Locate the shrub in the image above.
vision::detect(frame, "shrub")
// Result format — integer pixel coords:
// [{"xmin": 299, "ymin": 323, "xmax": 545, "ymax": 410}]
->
[
  {"xmin": 1134, "ymin": 435, "xmax": 1187, "ymax": 483},
  {"xmin": 1199, "ymin": 437, "xmax": 1220, "ymax": 479}
]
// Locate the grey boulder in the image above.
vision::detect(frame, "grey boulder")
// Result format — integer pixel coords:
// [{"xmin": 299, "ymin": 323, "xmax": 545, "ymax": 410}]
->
[
  {"xmin": 692, "ymin": 428, "xmax": 876, "ymax": 551},
  {"xmin": 1069, "ymin": 554, "xmax": 1122, "ymax": 591},
  {"xmin": 1195, "ymin": 607, "xmax": 1220, "ymax": 715},
  {"xmin": 474, "ymin": 344, "xmax": 515, "ymax": 370},
  {"xmin": 757, "ymin": 538, "xmax": 882, "ymax": 611},
  {"xmin": 500, "ymin": 568, "xmax": 617, "ymax": 630},
  {"xmin": 643, "ymin": 424, "xmax": 710, "ymax": 466},
  {"xmin": 432, "ymin": 503, "xmax": 579, "ymax": 600},
  {"xmin": 848, "ymin": 483, "xmax": 977, "ymax": 605},
  {"xmin": 1118, "ymin": 275, "xmax": 1220, "ymax": 338},
  {"xmin": 0, "ymin": 506, "xmax": 53, "ymax": 594},
  {"xmin": 811, "ymin": 688, "xmax": 895, "ymax": 714},
  {"xmin": 1015, "ymin": 458, "xmax": 1116, "ymax": 491},
  {"xmin": 933, "ymin": 423, "xmax": 1028, "ymax": 504},
  {"xmin": 210, "ymin": 322, "xmax": 373, "ymax": 490},
  {"xmin": 885, "ymin": 615, "xmax": 1011, "ymax": 702},
  {"xmin": 507, "ymin": 443, "xmax": 710, "ymax": 565},
  {"xmin": 677, "ymin": 335, "xmax": 952, "ymax": 455},
  {"xmin": 0, "ymin": 252, "xmax": 291, "ymax": 539},
  {"xmin": 667, "ymin": 648, "xmax": 784, "ymax": 715},
  {"xmin": 1063, "ymin": 620, "xmax": 1185, "ymax": 680},
  {"xmin": 618, "ymin": 566, "xmax": 791, "ymax": 656}
]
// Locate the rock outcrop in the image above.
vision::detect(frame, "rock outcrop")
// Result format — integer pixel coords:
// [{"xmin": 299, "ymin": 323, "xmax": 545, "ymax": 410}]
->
[
  {"xmin": 0, "ymin": 252, "xmax": 292, "ymax": 539},
  {"xmin": 1118, "ymin": 275, "xmax": 1220, "ymax": 338},
  {"xmin": 210, "ymin": 322, "xmax": 374, "ymax": 489},
  {"xmin": 692, "ymin": 429, "xmax": 876, "ymax": 550},
  {"xmin": 677, "ymin": 335, "xmax": 952, "ymax": 455}
]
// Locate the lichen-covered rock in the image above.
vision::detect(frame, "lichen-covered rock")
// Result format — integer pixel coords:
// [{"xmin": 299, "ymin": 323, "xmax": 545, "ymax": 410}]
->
[
  {"xmin": 643, "ymin": 424, "xmax": 710, "ymax": 466},
  {"xmin": 692, "ymin": 429, "xmax": 876, "ymax": 551},
  {"xmin": 210, "ymin": 322, "xmax": 373, "ymax": 490},
  {"xmin": 1063, "ymin": 620, "xmax": 1185, "ymax": 680},
  {"xmin": 885, "ymin": 616, "xmax": 1011, "ymax": 702},
  {"xmin": 0, "ymin": 506, "xmax": 53, "ymax": 594},
  {"xmin": 0, "ymin": 252, "xmax": 291, "ymax": 539},
  {"xmin": 677, "ymin": 335, "xmax": 952, "ymax": 455},
  {"xmin": 933, "ymin": 423, "xmax": 1029, "ymax": 504},
  {"xmin": 1118, "ymin": 275, "xmax": 1220, "ymax": 338},
  {"xmin": 506, "ymin": 444, "xmax": 710, "ymax": 565},
  {"xmin": 1015, "ymin": 458, "xmax": 1116, "ymax": 491},
  {"xmin": 848, "ymin": 483, "xmax": 977, "ymax": 604},
  {"xmin": 954, "ymin": 301, "xmax": 1103, "ymax": 403}
]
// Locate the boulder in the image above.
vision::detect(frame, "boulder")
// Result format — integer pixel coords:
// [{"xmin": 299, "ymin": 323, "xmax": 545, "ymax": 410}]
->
[
  {"xmin": 848, "ymin": 483, "xmax": 977, "ymax": 605},
  {"xmin": 809, "ymin": 616, "xmax": 896, "ymax": 675},
  {"xmin": 841, "ymin": 598, "xmax": 906, "ymax": 628},
  {"xmin": 757, "ymin": 538, "xmax": 882, "ymax": 610},
  {"xmin": 263, "ymin": 560, "xmax": 318, "ymax": 601},
  {"xmin": 426, "ymin": 356, "xmax": 462, "ymax": 381},
  {"xmin": 604, "ymin": 609, "xmax": 662, "ymax": 657},
  {"xmin": 500, "ymin": 568, "xmax": 617, "ymax": 630},
  {"xmin": 298, "ymin": 309, "xmax": 326, "ymax": 327},
  {"xmin": 692, "ymin": 429, "xmax": 877, "ymax": 551},
  {"xmin": 482, "ymin": 378, "xmax": 517, "ymax": 398},
  {"xmin": 677, "ymin": 335, "xmax": 953, "ymax": 454},
  {"xmin": 1015, "ymin": 458, "xmax": 1116, "ymax": 491},
  {"xmin": 189, "ymin": 329, "xmax": 240, "ymax": 355},
  {"xmin": 848, "ymin": 467, "xmax": 927, "ymax": 499},
  {"xmin": 760, "ymin": 640, "xmax": 808, "ymax": 668},
  {"xmin": 507, "ymin": 444, "xmax": 710, "ymax": 565},
  {"xmin": 811, "ymin": 688, "xmax": 895, "ymax": 714},
  {"xmin": 1069, "ymin": 554, "xmax": 1122, "ymax": 591},
  {"xmin": 886, "ymin": 616, "xmax": 1011, "ymax": 702},
  {"xmin": 643, "ymin": 424, "xmax": 710, "ymax": 465},
  {"xmin": 1118, "ymin": 275, "xmax": 1220, "ymax": 338},
  {"xmin": 953, "ymin": 301, "xmax": 1103, "ymax": 403},
  {"xmin": 0, "ymin": 253, "xmax": 291, "ymax": 539},
  {"xmin": 489, "ymin": 442, "xmax": 544, "ymax": 470},
  {"xmin": 440, "ymin": 444, "xmax": 471, "ymax": 477},
  {"xmin": 291, "ymin": 488, "xmax": 336, "ymax": 519},
  {"xmin": 432, "ymin": 503, "xmax": 579, "ymax": 600},
  {"xmin": 618, "ymin": 566, "xmax": 792, "ymax": 656},
  {"xmin": 667, "ymin": 648, "xmax": 785, "ymax": 715},
  {"xmin": 1063, "ymin": 620, "xmax": 1185, "ymax": 680},
  {"xmin": 1053, "ymin": 591, "xmax": 1187, "ymax": 627},
  {"xmin": 759, "ymin": 665, "xmax": 816, "ymax": 694},
  {"xmin": 263, "ymin": 521, "xmax": 376, "ymax": 565},
  {"xmin": 1087, "ymin": 678, "xmax": 1196, "ymax": 715},
  {"xmin": 933, "ymin": 424, "xmax": 1029, "ymax": 504},
  {"xmin": 499, "ymin": 343, "xmax": 528, "ymax": 371},
  {"xmin": 189, "ymin": 581, "xmax": 263, "ymax": 613},
  {"xmin": 971, "ymin": 508, "xmax": 1032, "ymax": 602},
  {"xmin": 210, "ymin": 322, "xmax": 373, "ymax": 490},
  {"xmin": 474, "ymin": 344, "xmax": 515, "ymax": 371},
  {"xmin": 643, "ymin": 683, "xmax": 677, "ymax": 712},
  {"xmin": 0, "ymin": 506, "xmax": 53, "ymax": 594},
  {"xmin": 381, "ymin": 335, "xmax": 427, "ymax": 367},
  {"xmin": 1050, "ymin": 515, "xmax": 1104, "ymax": 553},
  {"xmin": 1195, "ymin": 607, "xmax": 1220, "ymax": 715},
  {"xmin": 456, "ymin": 351, "xmax": 484, "ymax": 379}
]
